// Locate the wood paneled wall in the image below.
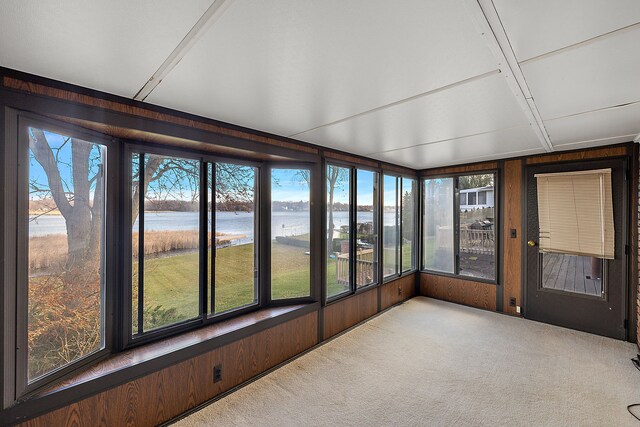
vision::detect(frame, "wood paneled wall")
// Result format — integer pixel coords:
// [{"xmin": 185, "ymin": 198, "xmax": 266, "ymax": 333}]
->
[
  {"xmin": 503, "ymin": 160, "xmax": 522, "ymax": 316},
  {"xmin": 21, "ymin": 274, "xmax": 416, "ymax": 426},
  {"xmin": 380, "ymin": 275, "xmax": 416, "ymax": 311},
  {"xmin": 23, "ymin": 312, "xmax": 319, "ymax": 427},
  {"xmin": 323, "ymin": 289, "xmax": 378, "ymax": 340},
  {"xmin": 420, "ymin": 273, "xmax": 496, "ymax": 311}
]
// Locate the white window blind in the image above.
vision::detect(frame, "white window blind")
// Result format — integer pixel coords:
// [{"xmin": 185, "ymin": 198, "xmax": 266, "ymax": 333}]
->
[{"xmin": 535, "ymin": 169, "xmax": 614, "ymax": 259}]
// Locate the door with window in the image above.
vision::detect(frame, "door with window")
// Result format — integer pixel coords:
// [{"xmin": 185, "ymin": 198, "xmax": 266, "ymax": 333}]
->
[{"xmin": 525, "ymin": 159, "xmax": 627, "ymax": 339}]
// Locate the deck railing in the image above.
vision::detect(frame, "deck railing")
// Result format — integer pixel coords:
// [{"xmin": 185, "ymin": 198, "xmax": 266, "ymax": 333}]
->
[
  {"xmin": 459, "ymin": 229, "xmax": 494, "ymax": 255},
  {"xmin": 336, "ymin": 249, "xmax": 375, "ymax": 286}
]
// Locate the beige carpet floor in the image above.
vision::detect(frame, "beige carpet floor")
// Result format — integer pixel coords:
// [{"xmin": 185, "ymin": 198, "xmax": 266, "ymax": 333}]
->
[{"xmin": 175, "ymin": 297, "xmax": 640, "ymax": 426}]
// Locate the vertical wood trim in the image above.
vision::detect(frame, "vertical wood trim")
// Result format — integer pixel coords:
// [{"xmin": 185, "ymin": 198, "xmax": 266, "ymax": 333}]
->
[{"xmin": 503, "ymin": 160, "xmax": 523, "ymax": 316}]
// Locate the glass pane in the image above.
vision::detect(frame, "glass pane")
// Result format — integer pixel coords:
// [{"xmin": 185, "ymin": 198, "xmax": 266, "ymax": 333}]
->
[
  {"xmin": 401, "ymin": 178, "xmax": 416, "ymax": 272},
  {"xmin": 458, "ymin": 174, "xmax": 495, "ymax": 280},
  {"xmin": 27, "ymin": 127, "xmax": 105, "ymax": 382},
  {"xmin": 271, "ymin": 168, "xmax": 311, "ymax": 299},
  {"xmin": 542, "ymin": 253, "xmax": 604, "ymax": 296},
  {"xmin": 383, "ymin": 175, "xmax": 399, "ymax": 277},
  {"xmin": 140, "ymin": 154, "xmax": 200, "ymax": 331},
  {"xmin": 214, "ymin": 163, "xmax": 258, "ymax": 313},
  {"xmin": 131, "ymin": 153, "xmax": 140, "ymax": 335},
  {"xmin": 356, "ymin": 170, "xmax": 378, "ymax": 288},
  {"xmin": 326, "ymin": 165, "xmax": 350, "ymax": 298},
  {"xmin": 423, "ymin": 178, "xmax": 454, "ymax": 273}
]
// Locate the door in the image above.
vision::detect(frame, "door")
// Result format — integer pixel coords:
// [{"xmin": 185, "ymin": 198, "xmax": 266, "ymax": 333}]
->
[{"xmin": 525, "ymin": 159, "xmax": 627, "ymax": 339}]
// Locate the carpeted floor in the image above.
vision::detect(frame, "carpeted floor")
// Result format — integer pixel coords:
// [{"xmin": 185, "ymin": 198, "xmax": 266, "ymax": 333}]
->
[{"xmin": 175, "ymin": 297, "xmax": 640, "ymax": 426}]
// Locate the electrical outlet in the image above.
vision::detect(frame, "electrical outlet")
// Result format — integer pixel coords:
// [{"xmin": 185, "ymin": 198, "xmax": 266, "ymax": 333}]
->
[
  {"xmin": 398, "ymin": 286, "xmax": 402, "ymax": 296},
  {"xmin": 213, "ymin": 364, "xmax": 222, "ymax": 383},
  {"xmin": 509, "ymin": 297, "xmax": 516, "ymax": 307},
  {"xmin": 516, "ymin": 306, "xmax": 521, "ymax": 314}
]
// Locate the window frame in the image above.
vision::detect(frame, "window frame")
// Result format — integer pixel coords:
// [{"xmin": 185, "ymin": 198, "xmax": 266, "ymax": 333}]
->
[
  {"xmin": 382, "ymin": 173, "xmax": 419, "ymax": 281},
  {"xmin": 420, "ymin": 170, "xmax": 499, "ymax": 285},
  {"xmin": 11, "ymin": 112, "xmax": 118, "ymax": 399},
  {"xmin": 267, "ymin": 162, "xmax": 318, "ymax": 306},
  {"xmin": 124, "ymin": 143, "xmax": 266, "ymax": 348}
]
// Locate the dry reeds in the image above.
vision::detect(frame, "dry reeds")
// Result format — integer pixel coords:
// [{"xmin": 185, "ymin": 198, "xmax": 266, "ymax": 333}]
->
[{"xmin": 29, "ymin": 230, "xmax": 243, "ymax": 269}]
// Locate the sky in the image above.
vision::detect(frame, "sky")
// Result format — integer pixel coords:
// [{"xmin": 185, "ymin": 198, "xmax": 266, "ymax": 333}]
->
[
  {"xmin": 271, "ymin": 168, "xmax": 310, "ymax": 202},
  {"xmin": 29, "ymin": 128, "xmax": 102, "ymax": 201}
]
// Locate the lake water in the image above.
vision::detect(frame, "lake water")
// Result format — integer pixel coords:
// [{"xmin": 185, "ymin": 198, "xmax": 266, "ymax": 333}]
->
[{"xmin": 29, "ymin": 211, "xmax": 397, "ymax": 243}]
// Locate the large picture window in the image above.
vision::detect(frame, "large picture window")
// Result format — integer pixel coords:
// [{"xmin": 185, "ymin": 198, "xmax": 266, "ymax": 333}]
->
[
  {"xmin": 356, "ymin": 169, "xmax": 379, "ymax": 288},
  {"xmin": 26, "ymin": 126, "xmax": 107, "ymax": 384},
  {"xmin": 401, "ymin": 178, "xmax": 416, "ymax": 272},
  {"xmin": 383, "ymin": 175, "xmax": 417, "ymax": 278},
  {"xmin": 326, "ymin": 165, "xmax": 351, "ymax": 299},
  {"xmin": 131, "ymin": 153, "xmax": 201, "ymax": 334},
  {"xmin": 212, "ymin": 163, "xmax": 258, "ymax": 314},
  {"xmin": 271, "ymin": 168, "xmax": 311, "ymax": 299},
  {"xmin": 423, "ymin": 173, "xmax": 497, "ymax": 281}
]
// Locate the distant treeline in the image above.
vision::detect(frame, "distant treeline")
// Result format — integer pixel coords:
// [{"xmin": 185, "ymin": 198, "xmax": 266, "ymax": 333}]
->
[
  {"xmin": 272, "ymin": 200, "xmax": 309, "ymax": 212},
  {"xmin": 144, "ymin": 199, "xmax": 253, "ymax": 212}
]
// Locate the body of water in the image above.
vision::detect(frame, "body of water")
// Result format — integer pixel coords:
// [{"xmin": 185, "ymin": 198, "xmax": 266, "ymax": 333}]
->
[{"xmin": 29, "ymin": 211, "xmax": 398, "ymax": 243}]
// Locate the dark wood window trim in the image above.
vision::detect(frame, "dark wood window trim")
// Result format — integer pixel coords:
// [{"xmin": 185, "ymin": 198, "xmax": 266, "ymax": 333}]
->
[{"xmin": 0, "ymin": 303, "xmax": 318, "ymax": 426}]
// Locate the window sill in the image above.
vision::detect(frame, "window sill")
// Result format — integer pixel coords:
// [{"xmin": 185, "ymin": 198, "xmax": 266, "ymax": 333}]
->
[{"xmin": 2, "ymin": 302, "xmax": 319, "ymax": 425}]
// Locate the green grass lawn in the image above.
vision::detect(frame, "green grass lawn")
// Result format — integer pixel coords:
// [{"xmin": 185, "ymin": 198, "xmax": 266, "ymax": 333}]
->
[{"xmin": 140, "ymin": 240, "xmax": 313, "ymax": 324}]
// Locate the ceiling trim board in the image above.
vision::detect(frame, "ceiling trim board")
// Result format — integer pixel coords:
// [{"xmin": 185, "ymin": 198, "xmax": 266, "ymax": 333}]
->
[
  {"xmin": 553, "ymin": 134, "xmax": 638, "ymax": 149},
  {"xmin": 365, "ymin": 124, "xmax": 524, "ymax": 156},
  {"xmin": 520, "ymin": 21, "xmax": 640, "ymax": 65},
  {"xmin": 288, "ymin": 69, "xmax": 500, "ymax": 138},
  {"xmin": 463, "ymin": 0, "xmax": 554, "ymax": 153},
  {"xmin": 133, "ymin": 0, "xmax": 234, "ymax": 101},
  {"xmin": 544, "ymin": 99, "xmax": 640, "ymax": 123}
]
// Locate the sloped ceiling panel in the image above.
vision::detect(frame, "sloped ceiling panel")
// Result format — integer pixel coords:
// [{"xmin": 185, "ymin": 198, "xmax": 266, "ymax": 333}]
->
[
  {"xmin": 146, "ymin": 0, "xmax": 499, "ymax": 137},
  {"xmin": 372, "ymin": 125, "xmax": 544, "ymax": 169},
  {"xmin": 492, "ymin": 0, "xmax": 640, "ymax": 61},
  {"xmin": 295, "ymin": 72, "xmax": 531, "ymax": 156},
  {"xmin": 520, "ymin": 26, "xmax": 640, "ymax": 120},
  {"xmin": 0, "ymin": 0, "xmax": 213, "ymax": 97}
]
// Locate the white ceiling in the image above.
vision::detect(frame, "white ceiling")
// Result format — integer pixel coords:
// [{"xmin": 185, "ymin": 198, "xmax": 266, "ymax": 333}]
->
[{"xmin": 0, "ymin": 0, "xmax": 638, "ymax": 169}]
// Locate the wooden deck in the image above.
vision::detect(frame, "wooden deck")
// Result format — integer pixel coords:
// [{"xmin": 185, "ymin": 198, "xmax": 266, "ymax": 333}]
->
[{"xmin": 542, "ymin": 253, "xmax": 602, "ymax": 296}]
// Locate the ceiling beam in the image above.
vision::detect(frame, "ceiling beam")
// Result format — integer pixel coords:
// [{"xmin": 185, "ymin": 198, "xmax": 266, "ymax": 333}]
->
[
  {"xmin": 463, "ymin": 0, "xmax": 554, "ymax": 152},
  {"xmin": 133, "ymin": 0, "xmax": 234, "ymax": 102}
]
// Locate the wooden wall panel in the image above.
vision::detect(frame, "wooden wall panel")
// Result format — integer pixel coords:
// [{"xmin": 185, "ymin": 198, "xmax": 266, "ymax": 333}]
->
[
  {"xmin": 422, "ymin": 161, "xmax": 498, "ymax": 176},
  {"xmin": 3, "ymin": 76, "xmax": 318, "ymax": 155},
  {"xmin": 526, "ymin": 145, "xmax": 628, "ymax": 165},
  {"xmin": 420, "ymin": 273, "xmax": 496, "ymax": 311},
  {"xmin": 323, "ymin": 289, "xmax": 378, "ymax": 340},
  {"xmin": 22, "ymin": 312, "xmax": 318, "ymax": 427},
  {"xmin": 380, "ymin": 275, "xmax": 416, "ymax": 311},
  {"xmin": 503, "ymin": 159, "xmax": 523, "ymax": 316}
]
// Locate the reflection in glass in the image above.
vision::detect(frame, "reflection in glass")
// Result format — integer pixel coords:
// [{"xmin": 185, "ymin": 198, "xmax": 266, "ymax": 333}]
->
[
  {"xmin": 27, "ymin": 127, "xmax": 106, "ymax": 381},
  {"xmin": 271, "ymin": 168, "xmax": 311, "ymax": 299},
  {"xmin": 326, "ymin": 165, "xmax": 351, "ymax": 298},
  {"xmin": 356, "ymin": 170, "xmax": 378, "ymax": 288},
  {"xmin": 423, "ymin": 178, "xmax": 455, "ymax": 273}
]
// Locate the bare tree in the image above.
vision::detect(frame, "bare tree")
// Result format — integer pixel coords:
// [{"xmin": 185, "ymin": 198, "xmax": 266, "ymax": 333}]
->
[
  {"xmin": 29, "ymin": 129, "xmax": 104, "ymax": 268},
  {"xmin": 326, "ymin": 165, "xmax": 348, "ymax": 257}
]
